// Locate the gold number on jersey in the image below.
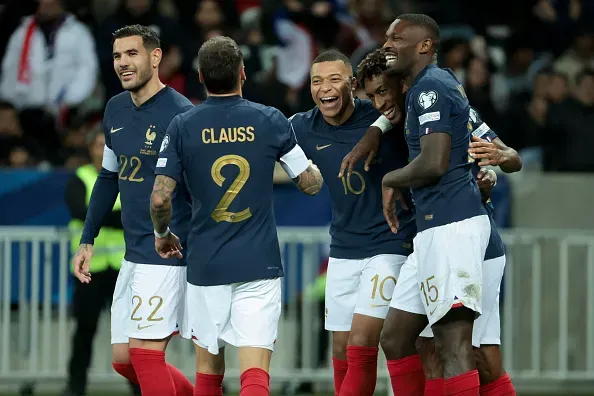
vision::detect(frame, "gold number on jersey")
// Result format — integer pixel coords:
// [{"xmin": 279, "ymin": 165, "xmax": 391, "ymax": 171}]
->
[
  {"xmin": 211, "ymin": 154, "xmax": 252, "ymax": 223},
  {"xmin": 119, "ymin": 155, "xmax": 144, "ymax": 182},
  {"xmin": 420, "ymin": 275, "xmax": 439, "ymax": 306},
  {"xmin": 130, "ymin": 295, "xmax": 164, "ymax": 322},
  {"xmin": 371, "ymin": 274, "xmax": 397, "ymax": 302},
  {"xmin": 340, "ymin": 171, "xmax": 366, "ymax": 195}
]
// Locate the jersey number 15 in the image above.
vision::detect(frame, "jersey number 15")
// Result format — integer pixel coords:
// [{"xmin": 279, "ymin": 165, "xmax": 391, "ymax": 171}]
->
[{"xmin": 211, "ymin": 154, "xmax": 252, "ymax": 223}]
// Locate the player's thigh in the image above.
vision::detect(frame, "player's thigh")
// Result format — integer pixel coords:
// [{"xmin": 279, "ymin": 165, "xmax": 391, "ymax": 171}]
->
[
  {"xmin": 194, "ymin": 343, "xmax": 225, "ymax": 375},
  {"xmin": 355, "ymin": 254, "xmax": 406, "ymax": 319},
  {"xmin": 126, "ymin": 262, "xmax": 187, "ymax": 343},
  {"xmin": 187, "ymin": 283, "xmax": 231, "ymax": 355},
  {"xmin": 226, "ymin": 278, "xmax": 282, "ymax": 353},
  {"xmin": 415, "ymin": 215, "xmax": 490, "ymax": 326},
  {"xmin": 325, "ymin": 257, "xmax": 364, "ymax": 332},
  {"xmin": 112, "ymin": 343, "xmax": 131, "ymax": 365},
  {"xmin": 111, "ymin": 260, "xmax": 133, "ymax": 346},
  {"xmin": 380, "ymin": 306, "xmax": 428, "ymax": 360}
]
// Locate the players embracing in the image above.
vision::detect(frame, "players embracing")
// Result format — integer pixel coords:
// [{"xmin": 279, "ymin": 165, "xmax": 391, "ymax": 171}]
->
[
  {"xmin": 72, "ymin": 25, "xmax": 194, "ymax": 396},
  {"xmin": 344, "ymin": 14, "xmax": 522, "ymax": 395}
]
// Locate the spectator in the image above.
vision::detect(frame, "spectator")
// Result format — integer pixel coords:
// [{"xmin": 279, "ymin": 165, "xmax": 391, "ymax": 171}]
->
[
  {"xmin": 464, "ymin": 56, "xmax": 498, "ymax": 128},
  {"xmin": 544, "ymin": 68, "xmax": 594, "ymax": 172},
  {"xmin": 554, "ymin": 26, "xmax": 594, "ymax": 87},
  {"xmin": 63, "ymin": 128, "xmax": 132, "ymax": 396}
]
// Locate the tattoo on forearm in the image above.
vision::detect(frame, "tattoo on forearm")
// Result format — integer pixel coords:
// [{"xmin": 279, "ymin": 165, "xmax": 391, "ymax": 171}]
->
[
  {"xmin": 293, "ymin": 166, "xmax": 323, "ymax": 195},
  {"xmin": 76, "ymin": 243, "xmax": 91, "ymax": 256},
  {"xmin": 150, "ymin": 175, "xmax": 177, "ymax": 233}
]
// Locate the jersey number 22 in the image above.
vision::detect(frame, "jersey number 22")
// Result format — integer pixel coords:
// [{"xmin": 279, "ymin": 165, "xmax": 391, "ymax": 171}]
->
[{"xmin": 211, "ymin": 154, "xmax": 252, "ymax": 223}]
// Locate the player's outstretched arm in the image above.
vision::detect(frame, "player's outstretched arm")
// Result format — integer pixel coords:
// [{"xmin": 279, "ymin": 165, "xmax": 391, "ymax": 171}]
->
[
  {"xmin": 292, "ymin": 161, "xmax": 324, "ymax": 196},
  {"xmin": 468, "ymin": 136, "xmax": 522, "ymax": 173},
  {"xmin": 150, "ymin": 175, "xmax": 183, "ymax": 259},
  {"xmin": 382, "ymin": 133, "xmax": 451, "ymax": 190},
  {"xmin": 74, "ymin": 167, "xmax": 119, "ymax": 283}
]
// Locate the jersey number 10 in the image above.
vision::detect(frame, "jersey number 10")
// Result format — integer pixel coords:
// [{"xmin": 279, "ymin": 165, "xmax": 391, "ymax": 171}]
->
[{"xmin": 211, "ymin": 154, "xmax": 252, "ymax": 223}]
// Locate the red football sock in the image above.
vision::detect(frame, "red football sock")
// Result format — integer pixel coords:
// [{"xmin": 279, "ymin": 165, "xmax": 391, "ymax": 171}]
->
[
  {"xmin": 332, "ymin": 357, "xmax": 348, "ymax": 395},
  {"xmin": 445, "ymin": 370, "xmax": 480, "ymax": 395},
  {"xmin": 386, "ymin": 354, "xmax": 425, "ymax": 395},
  {"xmin": 112, "ymin": 362, "xmax": 139, "ymax": 384},
  {"xmin": 239, "ymin": 368, "xmax": 270, "ymax": 396},
  {"xmin": 129, "ymin": 348, "xmax": 176, "ymax": 396},
  {"xmin": 194, "ymin": 372, "xmax": 224, "ymax": 396},
  {"xmin": 479, "ymin": 373, "xmax": 516, "ymax": 395},
  {"xmin": 338, "ymin": 345, "xmax": 378, "ymax": 396},
  {"xmin": 425, "ymin": 378, "xmax": 445, "ymax": 395},
  {"xmin": 167, "ymin": 363, "xmax": 194, "ymax": 395}
]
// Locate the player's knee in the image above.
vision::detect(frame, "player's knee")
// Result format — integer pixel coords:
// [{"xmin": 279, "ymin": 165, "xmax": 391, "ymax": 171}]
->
[
  {"xmin": 332, "ymin": 331, "xmax": 349, "ymax": 359},
  {"xmin": 112, "ymin": 343, "xmax": 131, "ymax": 365},
  {"xmin": 348, "ymin": 316, "xmax": 383, "ymax": 347},
  {"xmin": 416, "ymin": 337, "xmax": 442, "ymax": 380},
  {"xmin": 348, "ymin": 330, "xmax": 380, "ymax": 347},
  {"xmin": 474, "ymin": 345, "xmax": 504, "ymax": 384}
]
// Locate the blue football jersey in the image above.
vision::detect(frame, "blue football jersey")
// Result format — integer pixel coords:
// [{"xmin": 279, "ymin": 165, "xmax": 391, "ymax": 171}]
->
[
  {"xmin": 155, "ymin": 95, "xmax": 309, "ymax": 286},
  {"xmin": 404, "ymin": 65, "xmax": 487, "ymax": 232},
  {"xmin": 290, "ymin": 99, "xmax": 416, "ymax": 259},
  {"xmin": 102, "ymin": 86, "xmax": 193, "ymax": 265}
]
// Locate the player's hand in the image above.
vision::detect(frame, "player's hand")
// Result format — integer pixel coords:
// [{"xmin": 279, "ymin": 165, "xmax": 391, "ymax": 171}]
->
[
  {"xmin": 381, "ymin": 185, "xmax": 408, "ymax": 234},
  {"xmin": 155, "ymin": 231, "xmax": 183, "ymax": 259},
  {"xmin": 477, "ymin": 167, "xmax": 497, "ymax": 201},
  {"xmin": 339, "ymin": 126, "xmax": 381, "ymax": 177},
  {"xmin": 468, "ymin": 136, "xmax": 504, "ymax": 167},
  {"xmin": 72, "ymin": 243, "xmax": 93, "ymax": 284}
]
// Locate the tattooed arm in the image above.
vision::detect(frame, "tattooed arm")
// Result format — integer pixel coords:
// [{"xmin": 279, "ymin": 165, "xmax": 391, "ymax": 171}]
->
[
  {"xmin": 293, "ymin": 162, "xmax": 324, "ymax": 196},
  {"xmin": 150, "ymin": 175, "xmax": 177, "ymax": 234}
]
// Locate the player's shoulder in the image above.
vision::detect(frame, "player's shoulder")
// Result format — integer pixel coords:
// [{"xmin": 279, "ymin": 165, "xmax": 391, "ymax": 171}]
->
[
  {"xmin": 288, "ymin": 107, "xmax": 317, "ymax": 127},
  {"xmin": 354, "ymin": 98, "xmax": 381, "ymax": 123},
  {"xmin": 104, "ymin": 91, "xmax": 133, "ymax": 120},
  {"xmin": 241, "ymin": 99, "xmax": 287, "ymax": 121},
  {"xmin": 162, "ymin": 87, "xmax": 194, "ymax": 113}
]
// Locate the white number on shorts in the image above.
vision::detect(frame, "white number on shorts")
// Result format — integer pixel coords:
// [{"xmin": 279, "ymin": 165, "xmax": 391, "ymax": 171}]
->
[
  {"xmin": 420, "ymin": 276, "xmax": 439, "ymax": 306},
  {"xmin": 370, "ymin": 274, "xmax": 397, "ymax": 302},
  {"xmin": 130, "ymin": 295, "xmax": 164, "ymax": 322}
]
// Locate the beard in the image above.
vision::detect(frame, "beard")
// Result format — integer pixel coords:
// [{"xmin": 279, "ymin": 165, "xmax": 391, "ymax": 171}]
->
[{"xmin": 121, "ymin": 62, "xmax": 153, "ymax": 93}]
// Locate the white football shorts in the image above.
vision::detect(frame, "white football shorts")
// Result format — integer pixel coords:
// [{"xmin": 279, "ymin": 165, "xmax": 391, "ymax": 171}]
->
[
  {"xmin": 111, "ymin": 259, "xmax": 188, "ymax": 344},
  {"xmin": 188, "ymin": 277, "xmax": 282, "ymax": 355},
  {"xmin": 390, "ymin": 215, "xmax": 490, "ymax": 326},
  {"xmin": 325, "ymin": 254, "xmax": 407, "ymax": 331},
  {"xmin": 419, "ymin": 255, "xmax": 506, "ymax": 346}
]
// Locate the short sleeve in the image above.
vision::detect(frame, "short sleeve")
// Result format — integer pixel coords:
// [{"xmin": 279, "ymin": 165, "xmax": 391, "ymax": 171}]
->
[
  {"xmin": 155, "ymin": 115, "xmax": 184, "ymax": 183},
  {"xmin": 274, "ymin": 111, "xmax": 309, "ymax": 178},
  {"xmin": 101, "ymin": 113, "xmax": 119, "ymax": 172},
  {"xmin": 469, "ymin": 107, "xmax": 497, "ymax": 142},
  {"xmin": 412, "ymin": 78, "xmax": 453, "ymax": 135}
]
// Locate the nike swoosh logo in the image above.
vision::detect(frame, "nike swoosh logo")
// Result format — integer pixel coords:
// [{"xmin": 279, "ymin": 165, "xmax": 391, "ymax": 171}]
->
[
  {"xmin": 111, "ymin": 127, "xmax": 123, "ymax": 133},
  {"xmin": 370, "ymin": 303, "xmax": 389, "ymax": 308},
  {"xmin": 137, "ymin": 324, "xmax": 155, "ymax": 330},
  {"xmin": 429, "ymin": 308, "xmax": 437, "ymax": 316},
  {"xmin": 316, "ymin": 144, "xmax": 331, "ymax": 150}
]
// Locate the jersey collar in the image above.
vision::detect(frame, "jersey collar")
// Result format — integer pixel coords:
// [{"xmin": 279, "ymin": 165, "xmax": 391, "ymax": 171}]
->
[{"xmin": 204, "ymin": 95, "xmax": 243, "ymax": 104}]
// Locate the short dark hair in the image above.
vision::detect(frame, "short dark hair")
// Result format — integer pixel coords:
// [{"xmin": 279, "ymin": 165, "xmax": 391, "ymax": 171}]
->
[
  {"xmin": 312, "ymin": 49, "xmax": 352, "ymax": 71},
  {"xmin": 397, "ymin": 13, "xmax": 440, "ymax": 45},
  {"xmin": 356, "ymin": 49, "xmax": 388, "ymax": 88},
  {"xmin": 112, "ymin": 24, "xmax": 160, "ymax": 50},
  {"xmin": 198, "ymin": 36, "xmax": 243, "ymax": 94}
]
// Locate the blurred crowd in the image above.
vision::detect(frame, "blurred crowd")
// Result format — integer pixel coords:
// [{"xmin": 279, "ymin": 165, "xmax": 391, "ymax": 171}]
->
[{"xmin": 0, "ymin": 0, "xmax": 593, "ymax": 172}]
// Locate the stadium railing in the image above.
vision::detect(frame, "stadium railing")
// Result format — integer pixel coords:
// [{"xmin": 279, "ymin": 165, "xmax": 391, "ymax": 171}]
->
[{"xmin": 1, "ymin": 226, "xmax": 594, "ymax": 394}]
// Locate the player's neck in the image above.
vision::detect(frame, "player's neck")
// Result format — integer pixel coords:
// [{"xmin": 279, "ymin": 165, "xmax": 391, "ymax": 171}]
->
[
  {"xmin": 129, "ymin": 76, "xmax": 166, "ymax": 107},
  {"xmin": 207, "ymin": 86, "xmax": 243, "ymax": 98},
  {"xmin": 406, "ymin": 58, "xmax": 433, "ymax": 87},
  {"xmin": 323, "ymin": 98, "xmax": 355, "ymax": 126}
]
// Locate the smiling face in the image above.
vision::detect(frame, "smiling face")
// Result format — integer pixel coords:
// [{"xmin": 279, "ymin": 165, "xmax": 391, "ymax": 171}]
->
[
  {"xmin": 364, "ymin": 74, "xmax": 407, "ymax": 124},
  {"xmin": 383, "ymin": 19, "xmax": 433, "ymax": 77},
  {"xmin": 310, "ymin": 60, "xmax": 355, "ymax": 124},
  {"xmin": 113, "ymin": 35, "xmax": 160, "ymax": 92}
]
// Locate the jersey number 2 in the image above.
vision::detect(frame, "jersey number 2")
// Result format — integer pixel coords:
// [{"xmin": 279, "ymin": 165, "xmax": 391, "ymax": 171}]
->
[{"xmin": 211, "ymin": 154, "xmax": 252, "ymax": 223}]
